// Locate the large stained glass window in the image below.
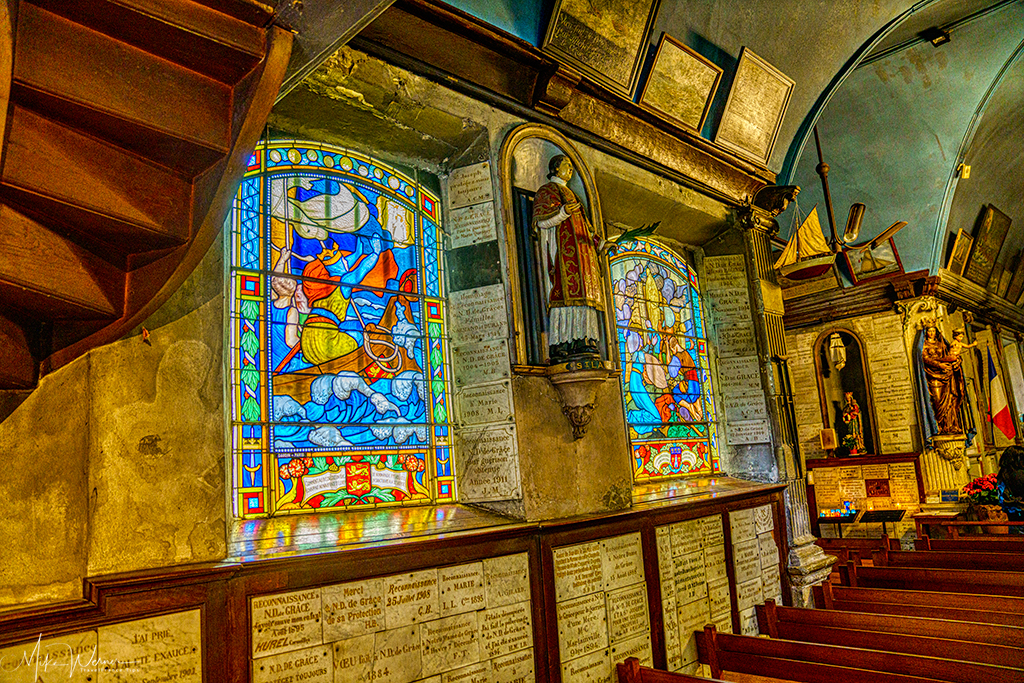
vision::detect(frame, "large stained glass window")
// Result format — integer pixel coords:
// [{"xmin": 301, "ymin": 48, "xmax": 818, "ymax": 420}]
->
[
  {"xmin": 610, "ymin": 238, "xmax": 720, "ymax": 483},
  {"xmin": 229, "ymin": 140, "xmax": 454, "ymax": 518}
]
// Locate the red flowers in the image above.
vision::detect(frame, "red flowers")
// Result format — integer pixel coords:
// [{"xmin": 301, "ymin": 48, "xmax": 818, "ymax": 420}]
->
[{"xmin": 962, "ymin": 473, "xmax": 1000, "ymax": 505}]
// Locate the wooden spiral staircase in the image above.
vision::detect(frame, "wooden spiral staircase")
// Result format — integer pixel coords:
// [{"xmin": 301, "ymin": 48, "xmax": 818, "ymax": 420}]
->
[{"xmin": 0, "ymin": 0, "xmax": 293, "ymax": 390}]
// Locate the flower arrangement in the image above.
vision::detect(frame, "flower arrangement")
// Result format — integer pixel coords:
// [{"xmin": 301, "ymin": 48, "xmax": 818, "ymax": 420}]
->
[{"xmin": 961, "ymin": 473, "xmax": 1001, "ymax": 506}]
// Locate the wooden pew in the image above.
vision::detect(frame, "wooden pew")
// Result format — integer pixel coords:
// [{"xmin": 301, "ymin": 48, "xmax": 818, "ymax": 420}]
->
[
  {"xmin": 872, "ymin": 546, "xmax": 1024, "ymax": 571},
  {"xmin": 616, "ymin": 657, "xmax": 726, "ymax": 683},
  {"xmin": 813, "ymin": 581, "xmax": 1024, "ymax": 627},
  {"xmin": 839, "ymin": 560, "xmax": 1024, "ymax": 596},
  {"xmin": 696, "ymin": 625, "xmax": 1024, "ymax": 683},
  {"xmin": 815, "ymin": 535, "xmax": 898, "ymax": 564},
  {"xmin": 916, "ymin": 536, "xmax": 1024, "ymax": 552},
  {"xmin": 755, "ymin": 599, "xmax": 1024, "ymax": 665}
]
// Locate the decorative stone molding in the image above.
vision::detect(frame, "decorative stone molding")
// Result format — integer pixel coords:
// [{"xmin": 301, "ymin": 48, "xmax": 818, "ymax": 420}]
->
[
  {"xmin": 932, "ymin": 433, "xmax": 967, "ymax": 470},
  {"xmin": 546, "ymin": 360, "xmax": 616, "ymax": 440},
  {"xmin": 752, "ymin": 184, "xmax": 800, "ymax": 217}
]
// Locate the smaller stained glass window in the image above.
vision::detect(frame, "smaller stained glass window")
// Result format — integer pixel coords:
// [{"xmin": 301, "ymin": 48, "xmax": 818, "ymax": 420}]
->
[{"xmin": 610, "ymin": 238, "xmax": 720, "ymax": 482}]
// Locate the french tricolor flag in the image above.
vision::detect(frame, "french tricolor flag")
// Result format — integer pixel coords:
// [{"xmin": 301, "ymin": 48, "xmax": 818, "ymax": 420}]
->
[{"xmin": 988, "ymin": 348, "xmax": 1016, "ymax": 440}]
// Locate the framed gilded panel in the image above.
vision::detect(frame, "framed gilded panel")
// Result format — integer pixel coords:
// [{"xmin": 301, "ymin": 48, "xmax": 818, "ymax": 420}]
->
[
  {"xmin": 640, "ymin": 34, "xmax": 723, "ymax": 133},
  {"xmin": 946, "ymin": 228, "xmax": 972, "ymax": 276},
  {"xmin": 541, "ymin": 0, "xmax": 660, "ymax": 97},
  {"xmin": 843, "ymin": 237, "xmax": 903, "ymax": 286},
  {"xmin": 714, "ymin": 47, "xmax": 794, "ymax": 166},
  {"xmin": 964, "ymin": 204, "xmax": 1012, "ymax": 287}
]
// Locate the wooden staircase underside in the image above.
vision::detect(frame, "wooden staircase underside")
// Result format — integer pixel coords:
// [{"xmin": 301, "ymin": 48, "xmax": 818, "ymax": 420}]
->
[{"xmin": 0, "ymin": 0, "xmax": 293, "ymax": 389}]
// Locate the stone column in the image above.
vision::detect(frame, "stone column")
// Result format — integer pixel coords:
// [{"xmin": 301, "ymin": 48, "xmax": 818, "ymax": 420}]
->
[{"xmin": 736, "ymin": 188, "xmax": 835, "ymax": 607}]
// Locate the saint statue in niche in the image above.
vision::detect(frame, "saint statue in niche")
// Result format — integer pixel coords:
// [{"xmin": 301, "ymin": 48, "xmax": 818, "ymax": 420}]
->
[
  {"xmin": 913, "ymin": 322, "xmax": 976, "ymax": 455},
  {"xmin": 531, "ymin": 154, "xmax": 606, "ymax": 362},
  {"xmin": 842, "ymin": 392, "xmax": 865, "ymax": 453}
]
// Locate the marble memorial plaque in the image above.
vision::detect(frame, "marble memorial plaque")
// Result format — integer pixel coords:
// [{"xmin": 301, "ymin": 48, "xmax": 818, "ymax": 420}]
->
[
  {"xmin": 374, "ymin": 625, "xmax": 423, "ymax": 683},
  {"xmin": 456, "ymin": 426, "xmax": 520, "ymax": 502},
  {"xmin": 98, "ymin": 609, "xmax": 202, "ymax": 682},
  {"xmin": 673, "ymin": 551, "xmax": 707, "ymax": 603},
  {"xmin": 602, "ymin": 533, "xmax": 644, "ymax": 591},
  {"xmin": 323, "ymin": 578, "xmax": 384, "ymax": 642},
  {"xmin": 753, "ymin": 505, "xmax": 773, "ymax": 534},
  {"xmin": 710, "ymin": 287, "xmax": 751, "ymax": 323},
  {"xmin": 758, "ymin": 532, "xmax": 779, "ymax": 569},
  {"xmin": 718, "ymin": 325, "xmax": 756, "ymax": 358},
  {"xmin": 729, "ymin": 508, "xmax": 756, "ymax": 542},
  {"xmin": 253, "ymin": 644, "xmax": 332, "ymax": 683},
  {"xmin": 708, "ymin": 578, "xmax": 731, "ymax": 619},
  {"xmin": 714, "ymin": 612, "xmax": 733, "ymax": 634},
  {"xmin": 726, "ymin": 419, "xmax": 771, "ymax": 445},
  {"xmin": 891, "ymin": 479, "xmax": 920, "ymax": 503},
  {"xmin": 442, "ymin": 660, "xmax": 490, "ymax": 683},
  {"xmin": 762, "ymin": 563, "xmax": 782, "ymax": 602},
  {"xmin": 670, "ymin": 519, "xmax": 703, "ymax": 556},
  {"xmin": 439, "ymin": 562, "xmax": 485, "ymax": 617},
  {"xmin": 560, "ymin": 649, "xmax": 611, "ymax": 683},
  {"xmin": 479, "ymin": 601, "xmax": 532, "ymax": 659},
  {"xmin": 698, "ymin": 515, "xmax": 725, "ymax": 547},
  {"xmin": 814, "ymin": 481, "xmax": 841, "ymax": 508},
  {"xmin": 839, "ymin": 478, "xmax": 867, "ymax": 501},
  {"xmin": 332, "ymin": 634, "xmax": 375, "ymax": 683},
  {"xmin": 655, "ymin": 526, "xmax": 674, "ymax": 584},
  {"xmin": 704, "ymin": 544, "xmax": 727, "ymax": 583},
  {"xmin": 491, "ymin": 648, "xmax": 534, "ymax": 683},
  {"xmin": 449, "ymin": 202, "xmax": 497, "ymax": 249},
  {"xmin": 0, "ymin": 630, "xmax": 96, "ymax": 683},
  {"xmin": 252, "ymin": 589, "xmax": 322, "ymax": 658},
  {"xmin": 457, "ymin": 381, "xmax": 513, "ymax": 426},
  {"xmin": 450, "ymin": 285, "xmax": 508, "ymax": 345},
  {"xmin": 448, "ymin": 162, "xmax": 493, "ymax": 209},
  {"xmin": 889, "ymin": 462, "xmax": 918, "ymax": 480},
  {"xmin": 677, "ymin": 598, "xmax": 709, "ymax": 666},
  {"xmin": 861, "ymin": 464, "xmax": 889, "ymax": 479},
  {"xmin": 732, "ymin": 539, "xmax": 760, "ymax": 584},
  {"xmin": 736, "ymin": 577, "xmax": 763, "ymax": 611},
  {"xmin": 704, "ymin": 255, "xmax": 747, "ymax": 287},
  {"xmin": 610, "ymin": 634, "xmax": 653, "ymax": 667},
  {"xmin": 724, "ymin": 394, "xmax": 769, "ymax": 423},
  {"xmin": 553, "ymin": 541, "xmax": 603, "ymax": 602},
  {"xmin": 484, "ymin": 553, "xmax": 530, "ymax": 608},
  {"xmin": 421, "ymin": 612, "xmax": 480, "ymax": 676},
  {"xmin": 661, "ymin": 593, "xmax": 681, "ymax": 671},
  {"xmin": 453, "ymin": 339, "xmax": 510, "ymax": 386},
  {"xmin": 739, "ymin": 608, "xmax": 758, "ymax": 636},
  {"xmin": 605, "ymin": 583, "xmax": 649, "ymax": 642},
  {"xmin": 718, "ymin": 356, "xmax": 761, "ymax": 394},
  {"xmin": 838, "ymin": 466, "xmax": 863, "ymax": 479},
  {"xmin": 813, "ymin": 467, "xmax": 840, "ymax": 485},
  {"xmin": 556, "ymin": 593, "xmax": 608, "ymax": 661},
  {"xmin": 384, "ymin": 569, "xmax": 439, "ymax": 628}
]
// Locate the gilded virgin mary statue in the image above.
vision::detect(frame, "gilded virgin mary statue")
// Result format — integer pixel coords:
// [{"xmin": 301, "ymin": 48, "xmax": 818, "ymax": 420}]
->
[{"xmin": 912, "ymin": 322, "xmax": 975, "ymax": 466}]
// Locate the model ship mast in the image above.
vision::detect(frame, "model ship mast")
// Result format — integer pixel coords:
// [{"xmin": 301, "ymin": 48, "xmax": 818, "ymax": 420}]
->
[{"xmin": 774, "ymin": 206, "xmax": 835, "ymax": 280}]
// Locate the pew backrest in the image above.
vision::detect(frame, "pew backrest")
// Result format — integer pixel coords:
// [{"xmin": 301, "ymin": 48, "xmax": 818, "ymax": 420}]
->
[
  {"xmin": 696, "ymin": 625, "xmax": 1024, "ymax": 683},
  {"xmin": 616, "ymin": 657, "xmax": 727, "ymax": 683},
  {"xmin": 873, "ymin": 547, "xmax": 1024, "ymax": 571},
  {"xmin": 756, "ymin": 599, "xmax": 1024, "ymax": 664},
  {"xmin": 840, "ymin": 561, "xmax": 1024, "ymax": 596},
  {"xmin": 813, "ymin": 582, "xmax": 1024, "ymax": 627},
  {"xmin": 916, "ymin": 536, "xmax": 1024, "ymax": 552}
]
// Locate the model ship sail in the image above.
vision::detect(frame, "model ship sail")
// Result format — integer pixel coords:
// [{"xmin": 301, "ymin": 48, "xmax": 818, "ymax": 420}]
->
[{"xmin": 774, "ymin": 206, "xmax": 836, "ymax": 280}]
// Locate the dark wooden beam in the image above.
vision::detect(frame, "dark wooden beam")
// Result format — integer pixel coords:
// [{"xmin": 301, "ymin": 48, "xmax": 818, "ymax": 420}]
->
[{"xmin": 783, "ymin": 270, "xmax": 930, "ymax": 329}]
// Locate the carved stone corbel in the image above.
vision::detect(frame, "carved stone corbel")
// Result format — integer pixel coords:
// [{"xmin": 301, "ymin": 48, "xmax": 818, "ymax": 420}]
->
[
  {"xmin": 752, "ymin": 184, "xmax": 800, "ymax": 217},
  {"xmin": 932, "ymin": 434, "xmax": 968, "ymax": 471},
  {"xmin": 546, "ymin": 360, "xmax": 615, "ymax": 440}
]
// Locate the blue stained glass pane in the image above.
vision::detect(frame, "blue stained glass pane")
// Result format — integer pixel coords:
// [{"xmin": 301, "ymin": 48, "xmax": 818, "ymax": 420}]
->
[
  {"xmin": 229, "ymin": 140, "xmax": 454, "ymax": 517},
  {"xmin": 610, "ymin": 237, "xmax": 717, "ymax": 484},
  {"xmin": 239, "ymin": 177, "xmax": 261, "ymax": 269}
]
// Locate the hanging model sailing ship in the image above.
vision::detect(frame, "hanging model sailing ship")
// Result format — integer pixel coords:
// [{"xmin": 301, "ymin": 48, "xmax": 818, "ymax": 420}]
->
[{"xmin": 773, "ymin": 205, "xmax": 836, "ymax": 280}]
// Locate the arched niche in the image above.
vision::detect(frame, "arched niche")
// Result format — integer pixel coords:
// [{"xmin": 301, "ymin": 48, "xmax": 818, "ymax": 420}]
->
[
  {"xmin": 498, "ymin": 123, "xmax": 612, "ymax": 367},
  {"xmin": 813, "ymin": 328, "xmax": 877, "ymax": 456}
]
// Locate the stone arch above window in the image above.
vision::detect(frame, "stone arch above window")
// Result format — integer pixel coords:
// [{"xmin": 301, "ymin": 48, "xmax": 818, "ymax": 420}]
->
[
  {"xmin": 228, "ymin": 139, "xmax": 455, "ymax": 518},
  {"xmin": 610, "ymin": 238, "xmax": 721, "ymax": 482}
]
